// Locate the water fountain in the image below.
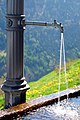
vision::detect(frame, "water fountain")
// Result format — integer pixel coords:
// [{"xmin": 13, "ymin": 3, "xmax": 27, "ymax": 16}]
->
[
  {"xmin": 0, "ymin": 0, "xmax": 80, "ymax": 119},
  {"xmin": 1, "ymin": 0, "xmax": 63, "ymax": 109}
]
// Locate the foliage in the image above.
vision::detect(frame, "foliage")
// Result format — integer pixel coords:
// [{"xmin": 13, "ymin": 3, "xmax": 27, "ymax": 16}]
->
[
  {"xmin": 26, "ymin": 59, "xmax": 80, "ymax": 101},
  {"xmin": 0, "ymin": 78, "xmax": 5, "ymax": 110},
  {"xmin": 0, "ymin": 59, "xmax": 80, "ymax": 109},
  {"xmin": 0, "ymin": 0, "xmax": 80, "ymax": 82},
  {"xmin": 24, "ymin": 0, "xmax": 80, "ymax": 81},
  {"xmin": 0, "ymin": 95, "xmax": 4, "ymax": 109}
]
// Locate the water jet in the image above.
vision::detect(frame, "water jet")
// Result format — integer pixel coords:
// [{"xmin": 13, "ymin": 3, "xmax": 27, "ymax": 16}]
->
[{"xmin": 0, "ymin": 0, "xmax": 80, "ymax": 120}]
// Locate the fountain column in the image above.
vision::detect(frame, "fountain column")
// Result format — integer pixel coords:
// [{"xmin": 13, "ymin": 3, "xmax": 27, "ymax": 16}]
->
[{"xmin": 1, "ymin": 0, "xmax": 30, "ymax": 108}]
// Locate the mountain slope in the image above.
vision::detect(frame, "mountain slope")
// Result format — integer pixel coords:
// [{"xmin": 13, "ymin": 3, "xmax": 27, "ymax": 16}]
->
[
  {"xmin": 0, "ymin": 0, "xmax": 80, "ymax": 82},
  {"xmin": 0, "ymin": 59, "xmax": 80, "ymax": 109},
  {"xmin": 26, "ymin": 59, "xmax": 80, "ymax": 101},
  {"xmin": 24, "ymin": 0, "xmax": 80, "ymax": 81}
]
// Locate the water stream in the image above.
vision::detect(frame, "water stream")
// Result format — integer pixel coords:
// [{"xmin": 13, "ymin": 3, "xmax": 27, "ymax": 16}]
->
[
  {"xmin": 58, "ymin": 32, "xmax": 68, "ymax": 104},
  {"xmin": 18, "ymin": 32, "xmax": 80, "ymax": 120},
  {"xmin": 19, "ymin": 33, "xmax": 80, "ymax": 120},
  {"xmin": 22, "ymin": 97, "xmax": 80, "ymax": 120}
]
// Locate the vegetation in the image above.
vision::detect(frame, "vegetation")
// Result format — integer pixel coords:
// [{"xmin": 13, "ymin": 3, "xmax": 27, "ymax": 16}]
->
[
  {"xmin": 24, "ymin": 0, "xmax": 80, "ymax": 82},
  {"xmin": 0, "ymin": 59, "xmax": 80, "ymax": 109},
  {"xmin": 0, "ymin": 0, "xmax": 80, "ymax": 82},
  {"xmin": 0, "ymin": 95, "xmax": 4, "ymax": 109},
  {"xmin": 0, "ymin": 0, "xmax": 80, "ymax": 109},
  {"xmin": 26, "ymin": 59, "xmax": 80, "ymax": 101},
  {"xmin": 0, "ymin": 78, "xmax": 5, "ymax": 110},
  {"xmin": 0, "ymin": 0, "xmax": 80, "ymax": 111}
]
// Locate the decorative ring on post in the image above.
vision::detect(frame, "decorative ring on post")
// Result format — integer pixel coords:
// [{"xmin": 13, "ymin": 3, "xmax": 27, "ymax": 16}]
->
[
  {"xmin": 6, "ymin": 15, "xmax": 25, "ymax": 31},
  {"xmin": 7, "ymin": 19, "xmax": 13, "ymax": 27}
]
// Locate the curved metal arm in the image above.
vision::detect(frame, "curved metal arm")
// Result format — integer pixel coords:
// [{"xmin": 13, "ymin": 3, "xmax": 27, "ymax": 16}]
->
[
  {"xmin": 21, "ymin": 19, "xmax": 64, "ymax": 33},
  {"xmin": 54, "ymin": 20, "xmax": 64, "ymax": 33}
]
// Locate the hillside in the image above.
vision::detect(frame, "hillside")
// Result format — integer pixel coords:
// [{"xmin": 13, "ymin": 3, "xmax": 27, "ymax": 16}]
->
[
  {"xmin": 0, "ymin": 0, "xmax": 80, "ymax": 82},
  {"xmin": 26, "ymin": 59, "xmax": 80, "ymax": 101},
  {"xmin": 0, "ymin": 59, "xmax": 80, "ymax": 109}
]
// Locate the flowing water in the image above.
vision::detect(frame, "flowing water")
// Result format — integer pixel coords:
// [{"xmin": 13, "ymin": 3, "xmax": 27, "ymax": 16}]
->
[
  {"xmin": 21, "ymin": 96, "xmax": 80, "ymax": 120},
  {"xmin": 58, "ymin": 33, "xmax": 68, "ymax": 104},
  {"xmin": 19, "ymin": 33, "xmax": 80, "ymax": 120}
]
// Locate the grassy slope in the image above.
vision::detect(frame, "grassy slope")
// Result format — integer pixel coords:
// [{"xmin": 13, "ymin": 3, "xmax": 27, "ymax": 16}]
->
[
  {"xmin": 0, "ymin": 59, "xmax": 80, "ymax": 109},
  {"xmin": 26, "ymin": 59, "xmax": 80, "ymax": 101},
  {"xmin": 0, "ymin": 78, "xmax": 4, "ymax": 109}
]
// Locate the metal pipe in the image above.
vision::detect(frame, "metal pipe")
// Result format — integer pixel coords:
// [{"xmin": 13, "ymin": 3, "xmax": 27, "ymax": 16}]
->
[{"xmin": 23, "ymin": 20, "xmax": 64, "ymax": 33}]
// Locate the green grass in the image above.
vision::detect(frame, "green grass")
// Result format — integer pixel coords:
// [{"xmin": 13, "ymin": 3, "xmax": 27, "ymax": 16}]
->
[
  {"xmin": 0, "ymin": 95, "xmax": 4, "ymax": 109},
  {"xmin": 26, "ymin": 59, "xmax": 80, "ymax": 101},
  {"xmin": 0, "ymin": 59, "xmax": 80, "ymax": 109}
]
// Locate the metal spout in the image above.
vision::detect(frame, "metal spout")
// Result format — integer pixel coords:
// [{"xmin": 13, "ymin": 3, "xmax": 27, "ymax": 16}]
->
[
  {"xmin": 54, "ymin": 20, "xmax": 64, "ymax": 33},
  {"xmin": 21, "ymin": 19, "xmax": 64, "ymax": 33}
]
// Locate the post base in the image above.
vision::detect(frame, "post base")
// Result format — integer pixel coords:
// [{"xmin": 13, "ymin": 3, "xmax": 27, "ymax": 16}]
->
[
  {"xmin": 4, "ymin": 91, "xmax": 27, "ymax": 108},
  {"xmin": 1, "ymin": 77, "xmax": 30, "ymax": 108}
]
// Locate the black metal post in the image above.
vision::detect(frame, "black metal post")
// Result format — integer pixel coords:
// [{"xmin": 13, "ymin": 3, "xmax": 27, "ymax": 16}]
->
[{"xmin": 1, "ymin": 0, "xmax": 30, "ymax": 108}]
